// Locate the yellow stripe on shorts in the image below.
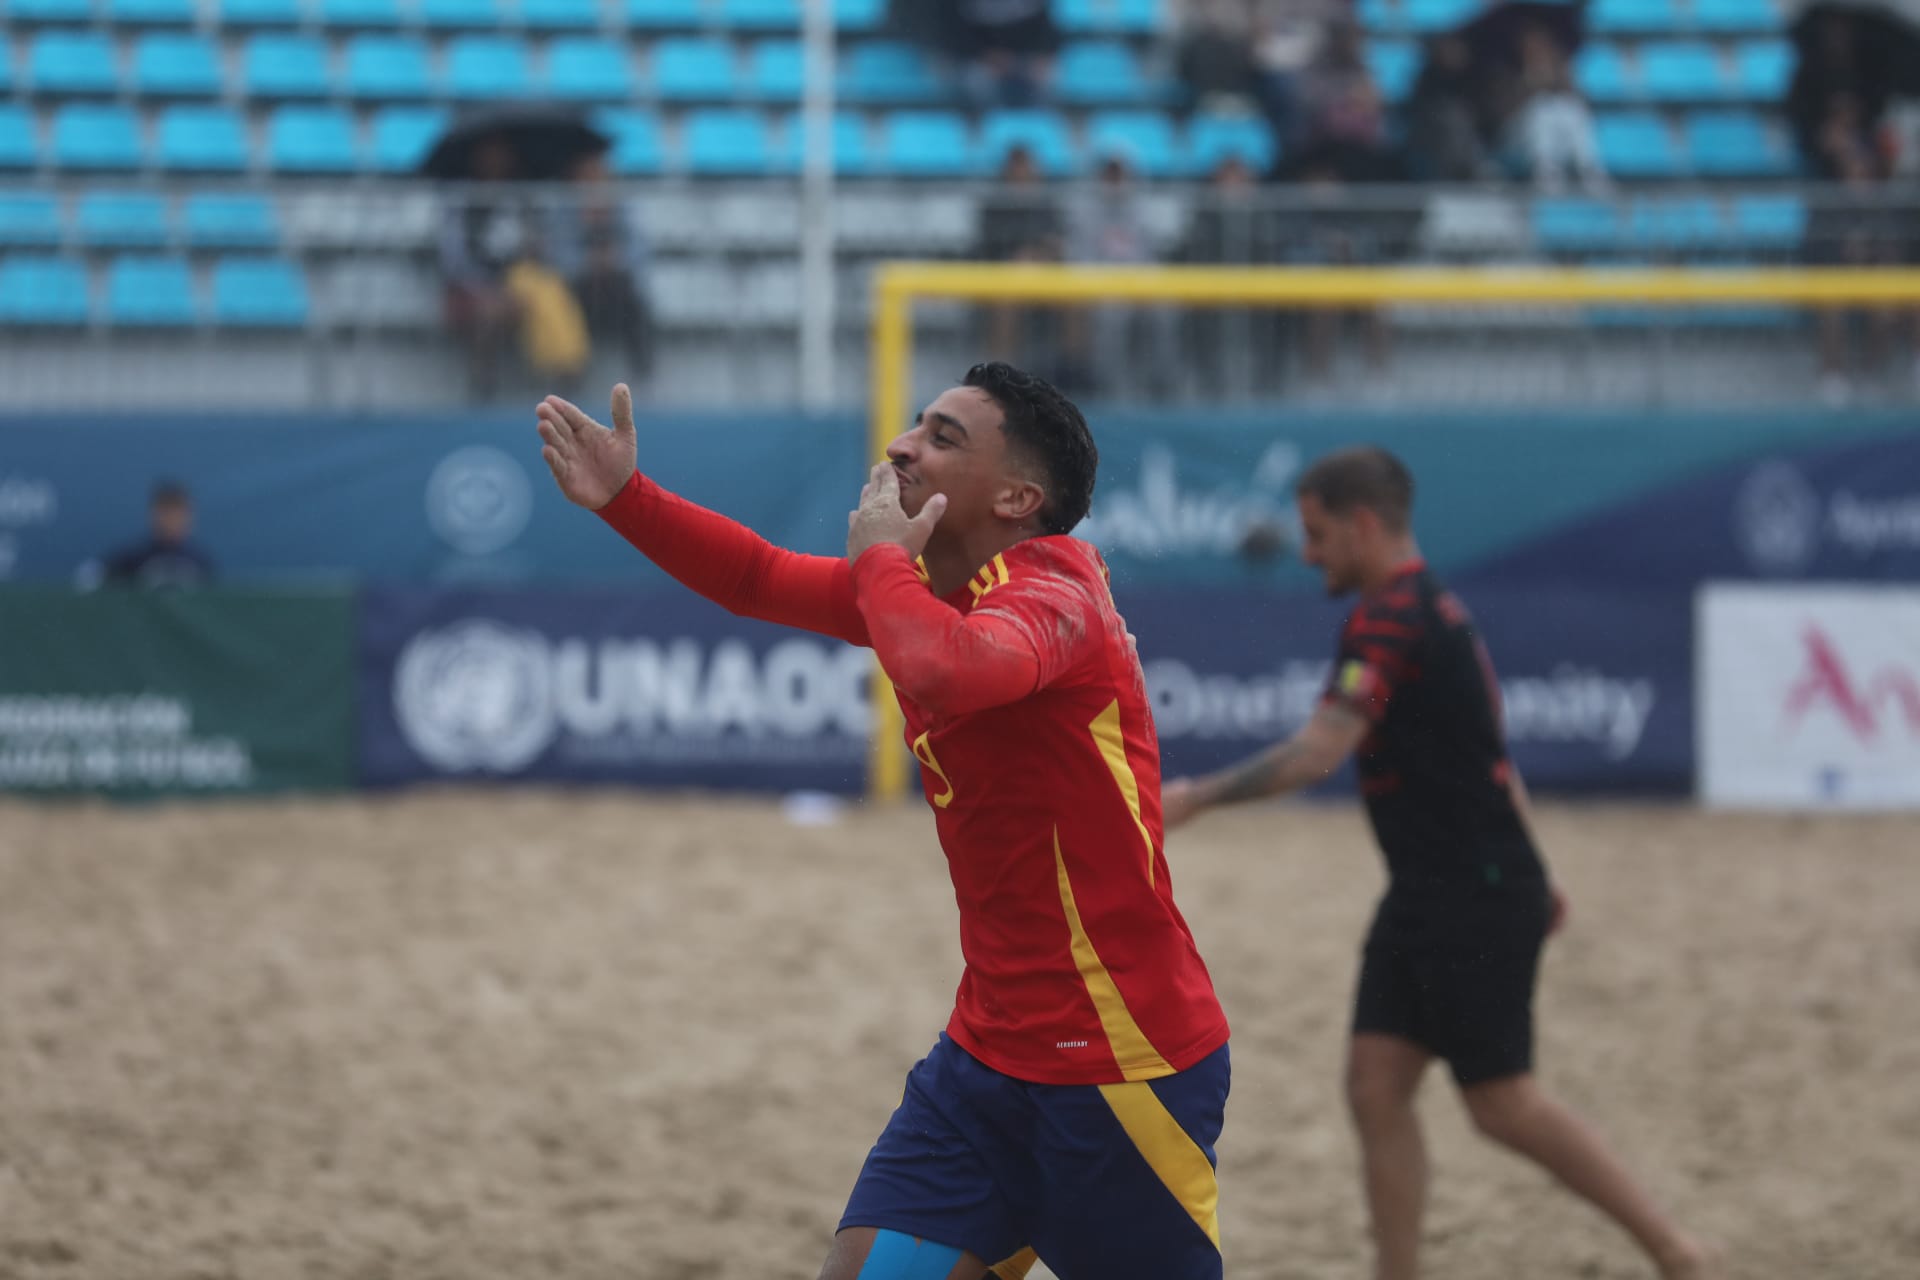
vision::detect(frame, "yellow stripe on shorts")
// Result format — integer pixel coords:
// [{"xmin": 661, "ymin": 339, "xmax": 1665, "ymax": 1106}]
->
[{"xmin": 1095, "ymin": 1079, "xmax": 1221, "ymax": 1250}]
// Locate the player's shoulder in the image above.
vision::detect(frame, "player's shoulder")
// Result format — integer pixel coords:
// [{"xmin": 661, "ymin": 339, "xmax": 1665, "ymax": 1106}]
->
[{"xmin": 1001, "ymin": 536, "xmax": 1110, "ymax": 589}]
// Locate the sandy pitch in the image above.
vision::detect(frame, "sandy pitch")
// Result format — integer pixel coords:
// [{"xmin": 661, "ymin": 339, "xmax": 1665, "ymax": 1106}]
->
[{"xmin": 1, "ymin": 793, "xmax": 1917, "ymax": 1280}]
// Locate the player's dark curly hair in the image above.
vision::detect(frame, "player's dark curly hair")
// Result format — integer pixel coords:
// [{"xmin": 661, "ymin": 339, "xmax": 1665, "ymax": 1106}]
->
[
  {"xmin": 1296, "ymin": 446, "xmax": 1415, "ymax": 533},
  {"xmin": 963, "ymin": 361, "xmax": 1098, "ymax": 536}
]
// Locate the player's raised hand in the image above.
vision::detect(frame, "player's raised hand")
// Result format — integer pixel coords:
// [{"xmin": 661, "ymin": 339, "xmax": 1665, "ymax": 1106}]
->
[
  {"xmin": 847, "ymin": 463, "xmax": 946, "ymax": 563},
  {"xmin": 536, "ymin": 383, "xmax": 638, "ymax": 511}
]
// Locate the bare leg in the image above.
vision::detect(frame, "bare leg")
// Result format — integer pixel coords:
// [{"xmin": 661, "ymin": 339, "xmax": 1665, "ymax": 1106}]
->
[
  {"xmin": 1461, "ymin": 1075, "xmax": 1719, "ymax": 1279},
  {"xmin": 1347, "ymin": 1033, "xmax": 1434, "ymax": 1280},
  {"xmin": 818, "ymin": 1227, "xmax": 991, "ymax": 1280}
]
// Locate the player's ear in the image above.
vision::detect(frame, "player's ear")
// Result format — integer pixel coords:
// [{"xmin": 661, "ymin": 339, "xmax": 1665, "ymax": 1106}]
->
[{"xmin": 995, "ymin": 477, "xmax": 1047, "ymax": 526}]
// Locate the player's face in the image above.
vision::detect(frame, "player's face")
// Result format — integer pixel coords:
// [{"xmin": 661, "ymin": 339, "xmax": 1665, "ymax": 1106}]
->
[
  {"xmin": 1297, "ymin": 494, "xmax": 1363, "ymax": 596},
  {"xmin": 885, "ymin": 386, "xmax": 1015, "ymax": 537}
]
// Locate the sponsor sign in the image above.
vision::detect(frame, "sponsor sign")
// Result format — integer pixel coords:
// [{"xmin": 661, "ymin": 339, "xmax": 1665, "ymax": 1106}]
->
[{"xmin": 1699, "ymin": 585, "xmax": 1920, "ymax": 810}]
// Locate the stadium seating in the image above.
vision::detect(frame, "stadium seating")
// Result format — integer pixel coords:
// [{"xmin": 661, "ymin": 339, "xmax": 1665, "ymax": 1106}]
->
[
  {"xmin": 78, "ymin": 191, "xmax": 172, "ymax": 246},
  {"xmin": 106, "ymin": 255, "xmax": 197, "ymax": 325},
  {"xmin": 219, "ymin": 0, "xmax": 307, "ymax": 25},
  {"xmin": 30, "ymin": 34, "xmax": 121, "ymax": 96},
  {"xmin": 841, "ymin": 42, "xmax": 944, "ymax": 104},
  {"xmin": 1086, "ymin": 110, "xmax": 1178, "ymax": 178},
  {"xmin": 370, "ymin": 105, "xmax": 445, "ymax": 170},
  {"xmin": 1726, "ymin": 192, "xmax": 1805, "ymax": 250},
  {"xmin": 1733, "ymin": 40, "xmax": 1793, "ymax": 98},
  {"xmin": 1639, "ymin": 41, "xmax": 1726, "ymax": 100},
  {"xmin": 1366, "ymin": 41, "xmax": 1419, "ymax": 104},
  {"xmin": 547, "ymin": 38, "xmax": 634, "ymax": 101},
  {"xmin": 773, "ymin": 110, "xmax": 871, "ymax": 175},
  {"xmin": 1575, "ymin": 42, "xmax": 1635, "ymax": 102},
  {"xmin": 185, "ymin": 193, "xmax": 282, "ymax": 247},
  {"xmin": 0, "ymin": 108, "xmax": 33, "ymax": 170},
  {"xmin": 627, "ymin": 0, "xmax": 705, "ymax": 27},
  {"xmin": 652, "ymin": 37, "xmax": 739, "ymax": 100},
  {"xmin": 0, "ymin": 256, "xmax": 90, "ymax": 324},
  {"xmin": 1533, "ymin": 196, "xmax": 1623, "ymax": 252},
  {"xmin": 156, "ymin": 105, "xmax": 251, "ymax": 170},
  {"xmin": 9, "ymin": 0, "xmax": 95, "ymax": 21},
  {"xmin": 110, "ymin": 0, "xmax": 199, "ymax": 23},
  {"xmin": 268, "ymin": 106, "xmax": 361, "ymax": 171},
  {"xmin": 1057, "ymin": 42, "xmax": 1152, "ymax": 105},
  {"xmin": 979, "ymin": 109, "xmax": 1077, "ymax": 176},
  {"xmin": 876, "ymin": 111, "xmax": 972, "ymax": 177},
  {"xmin": 747, "ymin": 40, "xmax": 805, "ymax": 101},
  {"xmin": 1693, "ymin": 0, "xmax": 1782, "ymax": 31},
  {"xmin": 1686, "ymin": 109, "xmax": 1793, "ymax": 176},
  {"xmin": 720, "ymin": 0, "xmax": 800, "ymax": 29},
  {"xmin": 682, "ymin": 108, "xmax": 771, "ymax": 175},
  {"xmin": 52, "ymin": 105, "xmax": 145, "ymax": 170},
  {"xmin": 319, "ymin": 0, "xmax": 407, "ymax": 26},
  {"xmin": 0, "ymin": 193, "xmax": 62, "ymax": 246},
  {"xmin": 521, "ymin": 0, "xmax": 600, "ymax": 27},
  {"xmin": 1402, "ymin": 0, "xmax": 1480, "ymax": 33},
  {"xmin": 1596, "ymin": 111, "xmax": 1684, "ymax": 177},
  {"xmin": 595, "ymin": 108, "xmax": 665, "ymax": 173},
  {"xmin": 243, "ymin": 35, "xmax": 333, "ymax": 97},
  {"xmin": 345, "ymin": 36, "xmax": 434, "ymax": 99},
  {"xmin": 132, "ymin": 34, "xmax": 226, "ymax": 97},
  {"xmin": 211, "ymin": 256, "xmax": 309, "ymax": 325},
  {"xmin": 1591, "ymin": 0, "xmax": 1680, "ymax": 34},
  {"xmin": 445, "ymin": 35, "xmax": 534, "ymax": 98},
  {"xmin": 1056, "ymin": 0, "xmax": 1163, "ymax": 34},
  {"xmin": 421, "ymin": 0, "xmax": 505, "ymax": 28},
  {"xmin": 1188, "ymin": 113, "xmax": 1275, "ymax": 176}
]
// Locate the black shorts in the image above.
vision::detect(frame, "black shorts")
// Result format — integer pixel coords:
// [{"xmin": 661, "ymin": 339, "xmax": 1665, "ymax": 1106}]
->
[{"xmin": 1352, "ymin": 890, "xmax": 1550, "ymax": 1087}]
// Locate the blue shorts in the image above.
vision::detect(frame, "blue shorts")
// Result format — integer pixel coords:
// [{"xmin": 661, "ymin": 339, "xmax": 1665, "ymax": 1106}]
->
[{"xmin": 840, "ymin": 1034, "xmax": 1230, "ymax": 1280}]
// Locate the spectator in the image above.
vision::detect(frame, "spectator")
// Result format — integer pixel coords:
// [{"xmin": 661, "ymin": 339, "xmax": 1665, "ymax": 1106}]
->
[
  {"xmin": 948, "ymin": 0, "xmax": 1062, "ymax": 108},
  {"xmin": 1292, "ymin": 18, "xmax": 1394, "ymax": 181},
  {"xmin": 1406, "ymin": 33, "xmax": 1495, "ymax": 181},
  {"xmin": 1252, "ymin": 0, "xmax": 1340, "ymax": 152},
  {"xmin": 438, "ymin": 135, "xmax": 537, "ymax": 401},
  {"xmin": 1177, "ymin": 0, "xmax": 1262, "ymax": 115},
  {"xmin": 1512, "ymin": 22, "xmax": 1607, "ymax": 192},
  {"xmin": 975, "ymin": 145, "xmax": 1066, "ymax": 365},
  {"xmin": 1067, "ymin": 142, "xmax": 1178, "ymax": 397},
  {"xmin": 1805, "ymin": 92, "xmax": 1902, "ymax": 405},
  {"xmin": 1177, "ymin": 155, "xmax": 1288, "ymax": 392},
  {"xmin": 1273, "ymin": 156, "xmax": 1392, "ymax": 390},
  {"xmin": 548, "ymin": 153, "xmax": 655, "ymax": 387},
  {"xmin": 82, "ymin": 482, "xmax": 216, "ymax": 590},
  {"xmin": 1788, "ymin": 12, "xmax": 1888, "ymax": 175}
]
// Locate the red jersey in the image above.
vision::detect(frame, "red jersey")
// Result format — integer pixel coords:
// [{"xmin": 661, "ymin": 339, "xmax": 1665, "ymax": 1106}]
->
[{"xmin": 600, "ymin": 472, "xmax": 1228, "ymax": 1086}]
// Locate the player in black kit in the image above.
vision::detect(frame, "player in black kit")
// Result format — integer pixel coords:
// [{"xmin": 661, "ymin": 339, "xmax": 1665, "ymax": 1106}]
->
[{"xmin": 1163, "ymin": 447, "xmax": 1717, "ymax": 1280}]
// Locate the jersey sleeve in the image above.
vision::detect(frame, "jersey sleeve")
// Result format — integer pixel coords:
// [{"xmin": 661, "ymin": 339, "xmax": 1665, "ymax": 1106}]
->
[
  {"xmin": 596, "ymin": 471, "xmax": 869, "ymax": 647},
  {"xmin": 849, "ymin": 544, "xmax": 1100, "ymax": 719},
  {"xmin": 1323, "ymin": 595, "xmax": 1422, "ymax": 723}
]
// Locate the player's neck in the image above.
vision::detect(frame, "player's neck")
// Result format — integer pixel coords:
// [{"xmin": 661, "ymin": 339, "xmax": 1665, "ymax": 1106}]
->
[
  {"xmin": 1359, "ymin": 538, "xmax": 1423, "ymax": 593},
  {"xmin": 922, "ymin": 525, "xmax": 1037, "ymax": 598}
]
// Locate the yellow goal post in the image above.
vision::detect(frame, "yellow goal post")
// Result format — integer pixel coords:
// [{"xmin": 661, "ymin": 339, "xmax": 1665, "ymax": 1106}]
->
[{"xmin": 863, "ymin": 261, "xmax": 1920, "ymax": 801}]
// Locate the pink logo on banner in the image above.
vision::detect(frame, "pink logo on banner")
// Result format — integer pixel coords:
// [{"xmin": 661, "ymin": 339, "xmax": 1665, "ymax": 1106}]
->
[{"xmin": 1783, "ymin": 627, "xmax": 1920, "ymax": 743}]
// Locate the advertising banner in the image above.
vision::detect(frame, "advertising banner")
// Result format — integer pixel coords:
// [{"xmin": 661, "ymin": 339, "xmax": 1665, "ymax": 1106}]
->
[
  {"xmin": 0, "ymin": 587, "xmax": 356, "ymax": 795},
  {"xmin": 1698, "ymin": 585, "xmax": 1920, "ymax": 810}
]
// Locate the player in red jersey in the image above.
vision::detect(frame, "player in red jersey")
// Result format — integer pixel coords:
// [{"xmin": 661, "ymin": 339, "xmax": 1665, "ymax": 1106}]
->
[
  {"xmin": 1163, "ymin": 447, "xmax": 1717, "ymax": 1280},
  {"xmin": 536, "ymin": 364, "xmax": 1230, "ymax": 1280}
]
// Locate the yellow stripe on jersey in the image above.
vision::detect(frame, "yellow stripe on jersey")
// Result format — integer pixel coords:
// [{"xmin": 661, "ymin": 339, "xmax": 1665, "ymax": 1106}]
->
[
  {"xmin": 1096, "ymin": 1078, "xmax": 1222, "ymax": 1250},
  {"xmin": 1053, "ymin": 827, "xmax": 1174, "ymax": 1082},
  {"xmin": 1088, "ymin": 698, "xmax": 1157, "ymax": 887},
  {"xmin": 988, "ymin": 1248, "xmax": 1039, "ymax": 1279},
  {"xmin": 966, "ymin": 553, "xmax": 1014, "ymax": 604}
]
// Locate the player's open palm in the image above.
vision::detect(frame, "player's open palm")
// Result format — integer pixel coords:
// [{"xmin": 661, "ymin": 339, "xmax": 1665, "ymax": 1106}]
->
[
  {"xmin": 536, "ymin": 383, "xmax": 638, "ymax": 511},
  {"xmin": 847, "ymin": 463, "xmax": 945, "ymax": 563}
]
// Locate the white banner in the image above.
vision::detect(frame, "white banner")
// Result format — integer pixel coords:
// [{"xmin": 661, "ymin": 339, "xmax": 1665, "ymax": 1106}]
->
[{"xmin": 1698, "ymin": 585, "xmax": 1920, "ymax": 810}]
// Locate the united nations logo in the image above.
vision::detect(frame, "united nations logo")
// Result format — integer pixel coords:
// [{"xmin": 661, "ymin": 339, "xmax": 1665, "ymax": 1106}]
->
[
  {"xmin": 1734, "ymin": 461, "xmax": 1821, "ymax": 576},
  {"xmin": 394, "ymin": 620, "xmax": 554, "ymax": 772},
  {"xmin": 426, "ymin": 447, "xmax": 533, "ymax": 556}
]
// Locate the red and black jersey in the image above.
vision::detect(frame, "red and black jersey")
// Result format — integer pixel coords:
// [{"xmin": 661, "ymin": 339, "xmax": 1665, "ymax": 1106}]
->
[{"xmin": 1322, "ymin": 561, "xmax": 1544, "ymax": 899}]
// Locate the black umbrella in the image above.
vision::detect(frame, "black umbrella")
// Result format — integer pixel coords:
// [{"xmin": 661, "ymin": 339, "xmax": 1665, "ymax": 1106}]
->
[
  {"xmin": 1788, "ymin": 0, "xmax": 1920, "ymax": 100},
  {"xmin": 1456, "ymin": 0, "xmax": 1587, "ymax": 70},
  {"xmin": 420, "ymin": 104, "xmax": 611, "ymax": 182}
]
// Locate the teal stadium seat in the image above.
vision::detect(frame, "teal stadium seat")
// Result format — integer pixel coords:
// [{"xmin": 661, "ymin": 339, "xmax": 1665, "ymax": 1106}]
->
[
  {"xmin": 318, "ymin": 0, "xmax": 408, "ymax": 27},
  {"xmin": 1687, "ymin": 109, "xmax": 1793, "ymax": 176},
  {"xmin": 184, "ymin": 193, "xmax": 281, "ymax": 247},
  {"xmin": 1365, "ymin": 41, "xmax": 1419, "ymax": 104},
  {"xmin": 1575, "ymin": 41, "xmax": 1633, "ymax": 102},
  {"xmin": 421, "ymin": 0, "xmax": 504, "ymax": 27},
  {"xmin": 0, "ymin": 37, "xmax": 11, "ymax": 94},
  {"xmin": 979, "ymin": 109, "xmax": 1076, "ymax": 175},
  {"xmin": 1595, "ymin": 111, "xmax": 1683, "ymax": 177},
  {"xmin": 653, "ymin": 38, "xmax": 739, "ymax": 100},
  {"xmin": 267, "ymin": 105, "xmax": 360, "ymax": 171},
  {"xmin": 1638, "ymin": 41, "xmax": 1727, "ymax": 100},
  {"xmin": 107, "ymin": 0, "xmax": 198, "ymax": 24},
  {"xmin": 748, "ymin": 40, "xmax": 804, "ymax": 101},
  {"xmin": 1055, "ymin": 0, "xmax": 1162, "ymax": 34},
  {"xmin": 682, "ymin": 109, "xmax": 772, "ymax": 175},
  {"xmin": 774, "ymin": 110, "xmax": 870, "ymax": 175},
  {"xmin": 345, "ymin": 35, "xmax": 433, "ymax": 98},
  {"xmin": 1694, "ymin": 0, "xmax": 1780, "ymax": 31},
  {"xmin": 834, "ymin": 0, "xmax": 884, "ymax": 30},
  {"xmin": 1187, "ymin": 113, "xmax": 1274, "ymax": 175},
  {"xmin": 1402, "ymin": 0, "xmax": 1479, "ymax": 32},
  {"xmin": 106, "ymin": 256, "xmax": 197, "ymax": 325},
  {"xmin": 370, "ymin": 105, "xmax": 445, "ymax": 170},
  {"xmin": 1533, "ymin": 197, "xmax": 1623, "ymax": 253},
  {"xmin": 31, "ymin": 34, "xmax": 121, "ymax": 96},
  {"xmin": 78, "ymin": 191, "xmax": 171, "ymax": 246},
  {"xmin": 133, "ymin": 34, "xmax": 225, "ymax": 97},
  {"xmin": 1727, "ymin": 193, "xmax": 1805, "ymax": 250},
  {"xmin": 842, "ymin": 42, "xmax": 944, "ymax": 104},
  {"xmin": 1734, "ymin": 40, "xmax": 1792, "ymax": 98},
  {"xmin": 52, "ymin": 105, "xmax": 144, "ymax": 170},
  {"xmin": 1624, "ymin": 195, "xmax": 1722, "ymax": 251},
  {"xmin": 7, "ymin": 0, "xmax": 95, "ymax": 22},
  {"xmin": 0, "ymin": 257, "xmax": 91, "ymax": 325},
  {"xmin": 547, "ymin": 38, "xmax": 633, "ymax": 101},
  {"xmin": 1057, "ymin": 42, "xmax": 1151, "ymax": 105},
  {"xmin": 243, "ymin": 35, "xmax": 333, "ymax": 97},
  {"xmin": 0, "ymin": 108, "xmax": 40, "ymax": 171},
  {"xmin": 1591, "ymin": 0, "xmax": 1678, "ymax": 33},
  {"xmin": 212, "ymin": 256, "xmax": 309, "ymax": 326},
  {"xmin": 0, "ymin": 194, "xmax": 62, "ymax": 246},
  {"xmin": 627, "ymin": 0, "xmax": 703, "ymax": 27},
  {"xmin": 521, "ymin": 0, "xmax": 600, "ymax": 27},
  {"xmin": 595, "ymin": 108, "xmax": 664, "ymax": 173},
  {"xmin": 877, "ymin": 111, "xmax": 972, "ymax": 177},
  {"xmin": 219, "ymin": 0, "xmax": 308, "ymax": 24},
  {"xmin": 1085, "ymin": 110, "xmax": 1177, "ymax": 177},
  {"xmin": 156, "ymin": 104, "xmax": 251, "ymax": 170},
  {"xmin": 445, "ymin": 36, "xmax": 533, "ymax": 99},
  {"xmin": 720, "ymin": 0, "xmax": 800, "ymax": 28}
]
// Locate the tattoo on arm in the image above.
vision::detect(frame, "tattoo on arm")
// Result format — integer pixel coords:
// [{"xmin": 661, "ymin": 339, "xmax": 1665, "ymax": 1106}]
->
[{"xmin": 1211, "ymin": 739, "xmax": 1313, "ymax": 806}]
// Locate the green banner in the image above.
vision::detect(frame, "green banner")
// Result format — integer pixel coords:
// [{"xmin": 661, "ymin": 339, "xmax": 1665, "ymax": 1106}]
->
[{"xmin": 0, "ymin": 588, "xmax": 355, "ymax": 795}]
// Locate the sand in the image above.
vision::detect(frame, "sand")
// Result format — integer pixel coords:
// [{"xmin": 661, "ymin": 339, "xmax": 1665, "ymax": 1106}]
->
[{"xmin": 1, "ymin": 792, "xmax": 1916, "ymax": 1280}]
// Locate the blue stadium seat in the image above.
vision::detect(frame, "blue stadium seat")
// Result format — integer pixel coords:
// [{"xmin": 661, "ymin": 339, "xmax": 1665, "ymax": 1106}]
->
[
  {"xmin": 1686, "ymin": 109, "xmax": 1792, "ymax": 175},
  {"xmin": 1694, "ymin": 0, "xmax": 1780, "ymax": 31},
  {"xmin": 267, "ymin": 105, "xmax": 360, "ymax": 171},
  {"xmin": 1574, "ymin": 42, "xmax": 1633, "ymax": 102},
  {"xmin": 344, "ymin": 36, "xmax": 432, "ymax": 98},
  {"xmin": 842, "ymin": 42, "xmax": 944, "ymax": 103},
  {"xmin": 1638, "ymin": 41, "xmax": 1726, "ymax": 100},
  {"xmin": 748, "ymin": 41, "xmax": 804, "ymax": 100},
  {"xmin": 219, "ymin": 0, "xmax": 308, "ymax": 24},
  {"xmin": 979, "ymin": 110, "xmax": 1075, "ymax": 175},
  {"xmin": 1402, "ymin": 0, "xmax": 1479, "ymax": 31},
  {"xmin": 31, "ymin": 34, "xmax": 121, "ymax": 96},
  {"xmin": 1727, "ymin": 192, "xmax": 1805, "ymax": 249},
  {"xmin": 627, "ymin": 0, "xmax": 703, "ymax": 26},
  {"xmin": 720, "ymin": 0, "xmax": 799, "ymax": 27},
  {"xmin": 369, "ymin": 105, "xmax": 444, "ymax": 170},
  {"xmin": 0, "ymin": 37, "xmax": 12, "ymax": 94},
  {"xmin": 1085, "ymin": 110, "xmax": 1176, "ymax": 178},
  {"xmin": 835, "ymin": 0, "xmax": 884, "ymax": 30},
  {"xmin": 317, "ymin": 0, "xmax": 406, "ymax": 26},
  {"xmin": 156, "ymin": 105, "xmax": 251, "ymax": 170},
  {"xmin": 594, "ymin": 108, "xmax": 664, "ymax": 173},
  {"xmin": 78, "ymin": 191, "xmax": 171, "ymax": 246},
  {"xmin": 1187, "ymin": 113, "xmax": 1275, "ymax": 176},
  {"xmin": 521, "ymin": 0, "xmax": 600, "ymax": 27},
  {"xmin": 774, "ymin": 110, "xmax": 870, "ymax": 175},
  {"xmin": 682, "ymin": 109, "xmax": 771, "ymax": 174},
  {"xmin": 109, "ymin": 0, "xmax": 198, "ymax": 23},
  {"xmin": 0, "ymin": 195, "xmax": 62, "ymax": 247},
  {"xmin": 184, "ymin": 193, "xmax": 281, "ymax": 247},
  {"xmin": 0, "ymin": 108, "xmax": 40, "ymax": 171},
  {"xmin": 446, "ymin": 36, "xmax": 533, "ymax": 99},
  {"xmin": 243, "ymin": 35, "xmax": 332, "ymax": 97},
  {"xmin": 52, "ymin": 105, "xmax": 144, "ymax": 170},
  {"xmin": 211, "ymin": 257, "xmax": 308, "ymax": 326},
  {"xmin": 1733, "ymin": 39, "xmax": 1792, "ymax": 98},
  {"xmin": 877, "ymin": 111, "xmax": 973, "ymax": 177},
  {"xmin": 547, "ymin": 38, "xmax": 632, "ymax": 101},
  {"xmin": 1590, "ymin": 0, "xmax": 1677, "ymax": 33},
  {"xmin": 1532, "ymin": 196, "xmax": 1621, "ymax": 252},
  {"xmin": 1595, "ymin": 111, "xmax": 1683, "ymax": 177},
  {"xmin": 0, "ymin": 257, "xmax": 90, "ymax": 325},
  {"xmin": 652, "ymin": 38, "xmax": 738, "ymax": 100},
  {"xmin": 1058, "ymin": 42, "xmax": 1150, "ymax": 105},
  {"xmin": 132, "ymin": 35, "xmax": 224, "ymax": 97},
  {"xmin": 421, "ymin": 0, "xmax": 503, "ymax": 27},
  {"xmin": 1365, "ymin": 41, "xmax": 1419, "ymax": 104},
  {"xmin": 1055, "ymin": 0, "xmax": 1162, "ymax": 34},
  {"xmin": 7, "ymin": 0, "xmax": 95, "ymax": 21},
  {"xmin": 1624, "ymin": 195, "xmax": 1722, "ymax": 250},
  {"xmin": 106, "ymin": 256, "xmax": 197, "ymax": 325}
]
